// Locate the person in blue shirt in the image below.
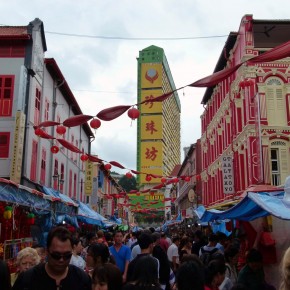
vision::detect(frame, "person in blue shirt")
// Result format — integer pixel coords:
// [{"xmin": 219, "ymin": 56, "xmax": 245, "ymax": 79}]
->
[{"xmin": 109, "ymin": 230, "xmax": 131, "ymax": 282}]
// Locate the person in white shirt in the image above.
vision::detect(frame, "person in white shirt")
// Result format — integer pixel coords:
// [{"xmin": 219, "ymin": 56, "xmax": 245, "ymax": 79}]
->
[
  {"xmin": 167, "ymin": 236, "xmax": 180, "ymax": 273},
  {"xmin": 70, "ymin": 238, "xmax": 86, "ymax": 270}
]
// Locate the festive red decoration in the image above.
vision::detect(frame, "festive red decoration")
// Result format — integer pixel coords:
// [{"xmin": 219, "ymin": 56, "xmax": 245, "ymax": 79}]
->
[
  {"xmin": 161, "ymin": 177, "xmax": 167, "ymax": 183},
  {"xmin": 51, "ymin": 145, "xmax": 59, "ymax": 154},
  {"xmin": 90, "ymin": 118, "xmax": 101, "ymax": 129},
  {"xmin": 125, "ymin": 172, "xmax": 133, "ymax": 179},
  {"xmin": 196, "ymin": 174, "xmax": 201, "ymax": 181},
  {"xmin": 239, "ymin": 80, "xmax": 246, "ymax": 89},
  {"xmin": 173, "ymin": 177, "xmax": 179, "ymax": 184},
  {"xmin": 127, "ymin": 107, "xmax": 140, "ymax": 120},
  {"xmin": 184, "ymin": 176, "xmax": 191, "ymax": 182},
  {"xmin": 97, "ymin": 105, "xmax": 131, "ymax": 121},
  {"xmin": 109, "ymin": 161, "xmax": 125, "ymax": 169},
  {"xmin": 63, "ymin": 115, "xmax": 93, "ymax": 127},
  {"xmin": 150, "ymin": 191, "xmax": 155, "ymax": 196},
  {"xmin": 80, "ymin": 154, "xmax": 89, "ymax": 161},
  {"xmin": 57, "ymin": 139, "xmax": 82, "ymax": 153},
  {"xmin": 56, "ymin": 125, "xmax": 66, "ymax": 135},
  {"xmin": 145, "ymin": 175, "xmax": 152, "ymax": 182},
  {"xmin": 35, "ymin": 128, "xmax": 44, "ymax": 136},
  {"xmin": 104, "ymin": 164, "xmax": 112, "ymax": 171}
]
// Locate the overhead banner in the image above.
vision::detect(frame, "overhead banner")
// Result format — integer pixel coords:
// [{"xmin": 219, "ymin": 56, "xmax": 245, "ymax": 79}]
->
[
  {"xmin": 140, "ymin": 115, "xmax": 163, "ymax": 140},
  {"xmin": 222, "ymin": 155, "xmax": 235, "ymax": 194},
  {"xmin": 10, "ymin": 111, "xmax": 26, "ymax": 183},
  {"xmin": 141, "ymin": 63, "xmax": 162, "ymax": 88},
  {"xmin": 128, "ymin": 192, "xmax": 164, "ymax": 210},
  {"xmin": 140, "ymin": 89, "xmax": 163, "ymax": 113}
]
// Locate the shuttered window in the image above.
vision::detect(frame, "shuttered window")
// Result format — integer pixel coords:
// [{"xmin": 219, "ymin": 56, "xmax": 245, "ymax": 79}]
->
[
  {"xmin": 34, "ymin": 88, "xmax": 41, "ymax": 125},
  {"xmin": 40, "ymin": 148, "xmax": 46, "ymax": 184},
  {"xmin": 0, "ymin": 132, "xmax": 10, "ymax": 158},
  {"xmin": 266, "ymin": 78, "xmax": 286, "ymax": 126},
  {"xmin": 30, "ymin": 140, "xmax": 38, "ymax": 181},
  {"xmin": 0, "ymin": 76, "xmax": 14, "ymax": 117},
  {"xmin": 270, "ymin": 141, "xmax": 290, "ymax": 186}
]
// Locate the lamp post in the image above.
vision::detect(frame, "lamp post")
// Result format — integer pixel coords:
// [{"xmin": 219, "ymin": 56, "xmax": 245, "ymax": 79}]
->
[{"xmin": 53, "ymin": 174, "xmax": 64, "ymax": 191}]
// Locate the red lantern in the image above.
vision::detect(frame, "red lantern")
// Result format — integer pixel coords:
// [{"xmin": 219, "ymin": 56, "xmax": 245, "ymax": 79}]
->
[
  {"xmin": 127, "ymin": 107, "xmax": 140, "ymax": 120},
  {"xmin": 80, "ymin": 154, "xmax": 88, "ymax": 161},
  {"xmin": 184, "ymin": 176, "xmax": 191, "ymax": 182},
  {"xmin": 34, "ymin": 128, "xmax": 43, "ymax": 136},
  {"xmin": 196, "ymin": 174, "xmax": 201, "ymax": 181},
  {"xmin": 56, "ymin": 125, "xmax": 66, "ymax": 135},
  {"xmin": 150, "ymin": 191, "xmax": 154, "ymax": 196},
  {"xmin": 145, "ymin": 175, "xmax": 152, "ymax": 182},
  {"xmin": 161, "ymin": 177, "xmax": 167, "ymax": 184},
  {"xmin": 51, "ymin": 145, "xmax": 59, "ymax": 154},
  {"xmin": 173, "ymin": 177, "xmax": 179, "ymax": 184},
  {"xmin": 104, "ymin": 164, "xmax": 112, "ymax": 171},
  {"xmin": 125, "ymin": 172, "xmax": 133, "ymax": 179},
  {"xmin": 90, "ymin": 118, "xmax": 101, "ymax": 129}
]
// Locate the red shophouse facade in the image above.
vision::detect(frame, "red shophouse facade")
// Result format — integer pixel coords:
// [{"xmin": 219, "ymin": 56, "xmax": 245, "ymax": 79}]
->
[{"xmin": 200, "ymin": 15, "xmax": 290, "ymax": 208}]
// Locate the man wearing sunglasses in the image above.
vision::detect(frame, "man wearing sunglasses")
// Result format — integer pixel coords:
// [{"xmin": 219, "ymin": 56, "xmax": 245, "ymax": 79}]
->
[{"xmin": 12, "ymin": 226, "xmax": 91, "ymax": 290}]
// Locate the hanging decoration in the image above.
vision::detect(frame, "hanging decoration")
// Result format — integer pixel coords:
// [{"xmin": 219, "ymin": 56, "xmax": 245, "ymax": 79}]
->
[
  {"xmin": 127, "ymin": 107, "xmax": 140, "ymax": 120},
  {"xmin": 90, "ymin": 118, "xmax": 101, "ymax": 130},
  {"xmin": 125, "ymin": 172, "xmax": 133, "ymax": 179},
  {"xmin": 26, "ymin": 213, "xmax": 35, "ymax": 225},
  {"xmin": 104, "ymin": 164, "xmax": 112, "ymax": 171},
  {"xmin": 50, "ymin": 145, "xmax": 59, "ymax": 154},
  {"xmin": 145, "ymin": 175, "xmax": 152, "ymax": 182},
  {"xmin": 56, "ymin": 125, "xmax": 66, "ymax": 135},
  {"xmin": 80, "ymin": 154, "xmax": 89, "ymax": 161},
  {"xmin": 3, "ymin": 206, "xmax": 12, "ymax": 219}
]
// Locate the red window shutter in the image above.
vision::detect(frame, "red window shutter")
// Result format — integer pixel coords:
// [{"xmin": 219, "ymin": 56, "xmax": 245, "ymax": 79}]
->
[
  {"xmin": 40, "ymin": 148, "xmax": 46, "ymax": 184},
  {"xmin": 30, "ymin": 140, "xmax": 38, "ymax": 181},
  {"xmin": 34, "ymin": 88, "xmax": 41, "ymax": 125},
  {"xmin": 53, "ymin": 159, "xmax": 58, "ymax": 189},
  {"xmin": 74, "ymin": 173, "xmax": 77, "ymax": 199},
  {"xmin": 69, "ymin": 170, "xmax": 72, "ymax": 197},
  {"xmin": 0, "ymin": 76, "xmax": 14, "ymax": 117},
  {"xmin": 60, "ymin": 163, "xmax": 65, "ymax": 191},
  {"xmin": 0, "ymin": 132, "xmax": 10, "ymax": 158}
]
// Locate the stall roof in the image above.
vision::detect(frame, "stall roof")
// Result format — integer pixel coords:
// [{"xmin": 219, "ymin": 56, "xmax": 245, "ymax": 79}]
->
[
  {"xmin": 42, "ymin": 186, "xmax": 78, "ymax": 207},
  {"xmin": 76, "ymin": 201, "xmax": 106, "ymax": 226},
  {"xmin": 196, "ymin": 190, "xmax": 289, "ymax": 222},
  {"xmin": 0, "ymin": 179, "xmax": 51, "ymax": 212}
]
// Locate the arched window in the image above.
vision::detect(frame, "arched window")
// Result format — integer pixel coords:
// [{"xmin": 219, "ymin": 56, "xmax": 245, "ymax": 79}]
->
[
  {"xmin": 270, "ymin": 140, "xmax": 289, "ymax": 186},
  {"xmin": 265, "ymin": 77, "xmax": 286, "ymax": 126}
]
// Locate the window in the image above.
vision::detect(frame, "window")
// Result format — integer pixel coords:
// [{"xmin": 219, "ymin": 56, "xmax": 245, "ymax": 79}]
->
[
  {"xmin": 270, "ymin": 141, "xmax": 289, "ymax": 186},
  {"xmin": 80, "ymin": 178, "xmax": 83, "ymax": 202},
  {"xmin": 40, "ymin": 148, "xmax": 46, "ymax": 184},
  {"xmin": 44, "ymin": 99, "xmax": 49, "ymax": 121},
  {"xmin": 73, "ymin": 173, "xmax": 77, "ymax": 199},
  {"xmin": 0, "ymin": 132, "xmax": 10, "ymax": 158},
  {"xmin": 53, "ymin": 159, "xmax": 59, "ymax": 189},
  {"xmin": 266, "ymin": 77, "xmax": 286, "ymax": 126},
  {"xmin": 60, "ymin": 163, "xmax": 65, "ymax": 192},
  {"xmin": 69, "ymin": 170, "xmax": 72, "ymax": 197},
  {"xmin": 34, "ymin": 88, "xmax": 41, "ymax": 125},
  {"xmin": 0, "ymin": 76, "xmax": 14, "ymax": 117}
]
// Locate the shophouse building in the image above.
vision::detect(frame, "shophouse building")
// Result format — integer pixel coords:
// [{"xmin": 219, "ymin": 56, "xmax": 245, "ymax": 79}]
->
[{"xmin": 200, "ymin": 15, "xmax": 290, "ymax": 208}]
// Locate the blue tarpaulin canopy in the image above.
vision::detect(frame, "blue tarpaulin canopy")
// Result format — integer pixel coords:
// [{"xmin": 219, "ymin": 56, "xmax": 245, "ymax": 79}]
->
[
  {"xmin": 196, "ymin": 190, "xmax": 289, "ymax": 222},
  {"xmin": 76, "ymin": 201, "xmax": 107, "ymax": 226},
  {"xmin": 0, "ymin": 178, "xmax": 51, "ymax": 213}
]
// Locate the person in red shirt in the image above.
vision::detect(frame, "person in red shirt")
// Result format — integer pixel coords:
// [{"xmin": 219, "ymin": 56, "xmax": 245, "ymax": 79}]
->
[{"xmin": 160, "ymin": 232, "xmax": 169, "ymax": 253}]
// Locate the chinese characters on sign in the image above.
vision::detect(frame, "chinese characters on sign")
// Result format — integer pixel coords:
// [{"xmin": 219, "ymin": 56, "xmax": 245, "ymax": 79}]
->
[
  {"xmin": 85, "ymin": 160, "xmax": 93, "ymax": 194},
  {"xmin": 10, "ymin": 111, "xmax": 26, "ymax": 183},
  {"xmin": 222, "ymin": 156, "xmax": 235, "ymax": 194},
  {"xmin": 145, "ymin": 147, "xmax": 158, "ymax": 161},
  {"xmin": 145, "ymin": 121, "xmax": 157, "ymax": 135}
]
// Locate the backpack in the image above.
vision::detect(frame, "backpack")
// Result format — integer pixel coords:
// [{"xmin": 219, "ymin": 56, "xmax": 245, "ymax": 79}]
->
[{"xmin": 200, "ymin": 247, "xmax": 218, "ymax": 266}]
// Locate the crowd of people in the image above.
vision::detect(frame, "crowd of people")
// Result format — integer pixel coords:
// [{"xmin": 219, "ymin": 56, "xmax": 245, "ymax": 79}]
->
[{"xmin": 0, "ymin": 225, "xmax": 289, "ymax": 290}]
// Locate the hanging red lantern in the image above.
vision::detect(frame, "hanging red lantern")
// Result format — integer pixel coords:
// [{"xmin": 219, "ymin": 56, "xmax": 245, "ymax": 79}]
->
[
  {"xmin": 184, "ymin": 176, "xmax": 191, "ymax": 182},
  {"xmin": 145, "ymin": 175, "xmax": 152, "ymax": 182},
  {"xmin": 161, "ymin": 177, "xmax": 167, "ymax": 184},
  {"xmin": 173, "ymin": 177, "xmax": 179, "ymax": 184},
  {"xmin": 27, "ymin": 213, "xmax": 35, "ymax": 225},
  {"xmin": 104, "ymin": 164, "xmax": 112, "ymax": 171},
  {"xmin": 56, "ymin": 125, "xmax": 66, "ymax": 135},
  {"xmin": 125, "ymin": 172, "xmax": 133, "ymax": 179},
  {"xmin": 127, "ymin": 107, "xmax": 140, "ymax": 120},
  {"xmin": 34, "ymin": 128, "xmax": 43, "ymax": 136},
  {"xmin": 80, "ymin": 154, "xmax": 89, "ymax": 161},
  {"xmin": 50, "ymin": 145, "xmax": 59, "ymax": 154},
  {"xmin": 90, "ymin": 118, "xmax": 101, "ymax": 130}
]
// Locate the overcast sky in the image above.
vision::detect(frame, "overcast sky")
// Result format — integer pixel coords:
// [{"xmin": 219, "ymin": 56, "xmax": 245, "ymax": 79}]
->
[{"xmin": 2, "ymin": 0, "xmax": 290, "ymax": 174}]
